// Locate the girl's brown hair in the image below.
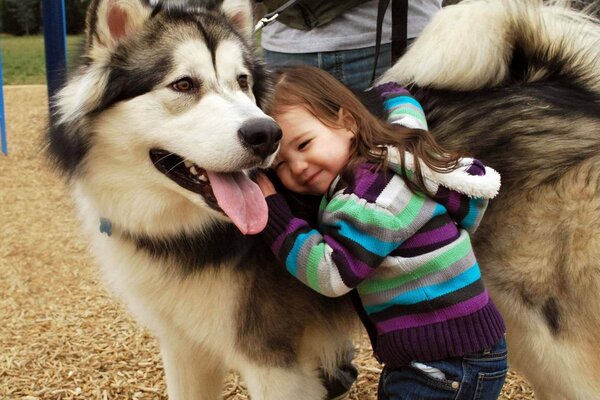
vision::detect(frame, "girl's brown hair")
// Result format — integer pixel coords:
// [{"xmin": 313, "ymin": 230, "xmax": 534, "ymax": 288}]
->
[{"xmin": 265, "ymin": 65, "xmax": 461, "ymax": 195}]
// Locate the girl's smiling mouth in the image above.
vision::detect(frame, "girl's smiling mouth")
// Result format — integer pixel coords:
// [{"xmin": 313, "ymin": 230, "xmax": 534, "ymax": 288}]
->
[{"xmin": 304, "ymin": 170, "xmax": 322, "ymax": 185}]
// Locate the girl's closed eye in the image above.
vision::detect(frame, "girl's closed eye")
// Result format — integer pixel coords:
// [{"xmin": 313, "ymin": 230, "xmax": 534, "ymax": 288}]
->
[
  {"xmin": 274, "ymin": 160, "xmax": 285, "ymax": 170},
  {"xmin": 298, "ymin": 139, "xmax": 311, "ymax": 150}
]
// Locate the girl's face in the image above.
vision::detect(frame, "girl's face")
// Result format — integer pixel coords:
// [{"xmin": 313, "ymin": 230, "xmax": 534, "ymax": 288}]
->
[{"xmin": 273, "ymin": 105, "xmax": 354, "ymax": 195}]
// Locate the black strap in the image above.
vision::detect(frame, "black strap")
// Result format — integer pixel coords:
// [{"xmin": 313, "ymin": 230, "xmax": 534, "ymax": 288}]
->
[
  {"xmin": 254, "ymin": 0, "xmax": 303, "ymax": 31},
  {"xmin": 391, "ymin": 0, "xmax": 409, "ymax": 63},
  {"xmin": 371, "ymin": 0, "xmax": 408, "ymax": 84},
  {"xmin": 371, "ymin": 0, "xmax": 391, "ymax": 84}
]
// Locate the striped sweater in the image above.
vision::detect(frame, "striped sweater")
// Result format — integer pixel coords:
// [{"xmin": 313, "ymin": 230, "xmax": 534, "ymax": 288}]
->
[{"xmin": 261, "ymin": 84, "xmax": 505, "ymax": 366}]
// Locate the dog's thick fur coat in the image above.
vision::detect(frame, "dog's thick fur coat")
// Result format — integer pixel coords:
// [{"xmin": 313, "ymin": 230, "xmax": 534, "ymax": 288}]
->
[
  {"xmin": 382, "ymin": 1, "xmax": 600, "ymax": 398},
  {"xmin": 47, "ymin": 0, "xmax": 600, "ymax": 399}
]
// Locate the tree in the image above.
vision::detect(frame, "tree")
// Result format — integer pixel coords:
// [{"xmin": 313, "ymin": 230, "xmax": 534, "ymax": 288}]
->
[
  {"xmin": 0, "ymin": 0, "xmax": 91, "ymax": 35},
  {"xmin": 5, "ymin": 0, "xmax": 41, "ymax": 35},
  {"xmin": 65, "ymin": 0, "xmax": 91, "ymax": 34},
  {"xmin": 0, "ymin": 0, "xmax": 4, "ymax": 32}
]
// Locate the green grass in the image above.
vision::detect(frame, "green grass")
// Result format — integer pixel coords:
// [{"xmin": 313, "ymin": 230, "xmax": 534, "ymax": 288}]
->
[{"xmin": 1, "ymin": 34, "xmax": 84, "ymax": 85}]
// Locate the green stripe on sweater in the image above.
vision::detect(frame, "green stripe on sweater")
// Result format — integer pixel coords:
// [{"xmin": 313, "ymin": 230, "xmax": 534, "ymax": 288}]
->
[
  {"xmin": 357, "ymin": 234, "xmax": 472, "ymax": 294},
  {"xmin": 325, "ymin": 194, "xmax": 426, "ymax": 231},
  {"xmin": 389, "ymin": 107, "xmax": 428, "ymax": 126},
  {"xmin": 306, "ymin": 243, "xmax": 326, "ymax": 291}
]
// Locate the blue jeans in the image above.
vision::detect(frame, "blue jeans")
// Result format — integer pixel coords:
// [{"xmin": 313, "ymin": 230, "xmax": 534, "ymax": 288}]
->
[
  {"xmin": 378, "ymin": 338, "xmax": 508, "ymax": 400},
  {"xmin": 262, "ymin": 43, "xmax": 392, "ymax": 92}
]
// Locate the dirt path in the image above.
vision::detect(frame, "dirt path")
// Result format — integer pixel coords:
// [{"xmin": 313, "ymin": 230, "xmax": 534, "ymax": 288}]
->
[{"xmin": 0, "ymin": 85, "xmax": 535, "ymax": 399}]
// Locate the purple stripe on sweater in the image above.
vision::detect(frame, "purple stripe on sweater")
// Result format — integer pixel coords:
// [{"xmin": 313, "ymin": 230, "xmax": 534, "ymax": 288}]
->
[
  {"xmin": 326, "ymin": 236, "xmax": 375, "ymax": 285},
  {"xmin": 375, "ymin": 301, "xmax": 505, "ymax": 366},
  {"xmin": 365, "ymin": 173, "xmax": 390, "ymax": 203},
  {"xmin": 353, "ymin": 166, "xmax": 381, "ymax": 199},
  {"xmin": 400, "ymin": 222, "xmax": 459, "ymax": 249},
  {"xmin": 375, "ymin": 82, "xmax": 411, "ymax": 96},
  {"xmin": 376, "ymin": 290, "xmax": 490, "ymax": 333},
  {"xmin": 271, "ymin": 218, "xmax": 307, "ymax": 256},
  {"xmin": 444, "ymin": 190, "xmax": 463, "ymax": 215},
  {"xmin": 351, "ymin": 164, "xmax": 391, "ymax": 202}
]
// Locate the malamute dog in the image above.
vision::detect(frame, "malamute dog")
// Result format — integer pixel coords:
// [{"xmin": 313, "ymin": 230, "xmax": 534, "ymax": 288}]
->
[
  {"xmin": 46, "ymin": 0, "xmax": 600, "ymax": 399},
  {"xmin": 47, "ymin": 0, "xmax": 354, "ymax": 399}
]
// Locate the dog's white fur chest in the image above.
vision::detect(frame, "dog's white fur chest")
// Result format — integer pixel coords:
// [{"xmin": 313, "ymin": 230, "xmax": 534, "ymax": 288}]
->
[{"xmin": 74, "ymin": 188, "xmax": 242, "ymax": 358}]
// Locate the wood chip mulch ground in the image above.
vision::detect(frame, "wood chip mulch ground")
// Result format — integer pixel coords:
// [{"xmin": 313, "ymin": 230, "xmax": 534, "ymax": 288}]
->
[{"xmin": 0, "ymin": 85, "xmax": 536, "ymax": 399}]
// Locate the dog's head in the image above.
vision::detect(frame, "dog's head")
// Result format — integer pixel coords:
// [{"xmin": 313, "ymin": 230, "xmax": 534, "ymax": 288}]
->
[{"xmin": 48, "ymin": 0, "xmax": 280, "ymax": 235}]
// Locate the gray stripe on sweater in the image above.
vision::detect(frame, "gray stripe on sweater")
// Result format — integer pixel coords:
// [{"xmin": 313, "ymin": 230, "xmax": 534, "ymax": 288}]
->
[
  {"xmin": 371, "ymin": 230, "xmax": 471, "ymax": 278},
  {"xmin": 360, "ymin": 247, "xmax": 478, "ymax": 306},
  {"xmin": 322, "ymin": 189, "xmax": 438, "ymax": 246}
]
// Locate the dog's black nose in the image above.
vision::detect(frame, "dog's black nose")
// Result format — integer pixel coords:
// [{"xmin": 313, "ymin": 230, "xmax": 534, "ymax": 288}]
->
[{"xmin": 238, "ymin": 118, "xmax": 282, "ymax": 159}]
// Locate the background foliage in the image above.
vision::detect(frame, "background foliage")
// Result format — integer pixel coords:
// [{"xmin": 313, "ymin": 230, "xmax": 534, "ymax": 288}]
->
[{"xmin": 0, "ymin": 0, "xmax": 91, "ymax": 35}]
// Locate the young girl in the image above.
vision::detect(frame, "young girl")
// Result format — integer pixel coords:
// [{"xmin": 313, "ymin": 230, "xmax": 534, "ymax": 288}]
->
[{"xmin": 256, "ymin": 65, "xmax": 507, "ymax": 399}]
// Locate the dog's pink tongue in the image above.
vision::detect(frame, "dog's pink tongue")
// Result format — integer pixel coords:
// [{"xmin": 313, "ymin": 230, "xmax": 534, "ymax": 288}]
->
[{"xmin": 206, "ymin": 171, "xmax": 268, "ymax": 235}]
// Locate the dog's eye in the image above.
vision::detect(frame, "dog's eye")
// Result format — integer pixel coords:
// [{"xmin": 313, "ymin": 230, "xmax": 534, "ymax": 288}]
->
[
  {"xmin": 171, "ymin": 78, "xmax": 198, "ymax": 93},
  {"xmin": 237, "ymin": 74, "xmax": 249, "ymax": 90}
]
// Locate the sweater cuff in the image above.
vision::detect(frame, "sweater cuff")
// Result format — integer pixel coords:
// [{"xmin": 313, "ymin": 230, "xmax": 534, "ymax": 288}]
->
[
  {"xmin": 261, "ymin": 194, "xmax": 297, "ymax": 246},
  {"xmin": 372, "ymin": 82, "xmax": 407, "ymax": 97}
]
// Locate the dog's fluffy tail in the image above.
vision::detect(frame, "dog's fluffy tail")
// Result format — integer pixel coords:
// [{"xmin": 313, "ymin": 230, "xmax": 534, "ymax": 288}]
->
[{"xmin": 380, "ymin": 0, "xmax": 600, "ymax": 92}]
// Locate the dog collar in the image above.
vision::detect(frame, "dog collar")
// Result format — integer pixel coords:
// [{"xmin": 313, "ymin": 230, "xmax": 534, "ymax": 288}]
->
[{"xmin": 99, "ymin": 217, "xmax": 113, "ymax": 237}]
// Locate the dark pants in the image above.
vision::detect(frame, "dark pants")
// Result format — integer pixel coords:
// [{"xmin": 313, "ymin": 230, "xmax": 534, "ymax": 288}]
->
[
  {"xmin": 378, "ymin": 338, "xmax": 508, "ymax": 400},
  {"xmin": 262, "ymin": 43, "xmax": 393, "ymax": 92}
]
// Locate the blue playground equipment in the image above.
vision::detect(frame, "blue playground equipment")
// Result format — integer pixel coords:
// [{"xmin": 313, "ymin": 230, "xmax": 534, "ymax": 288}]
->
[
  {"xmin": 0, "ymin": 0, "xmax": 67, "ymax": 155},
  {"xmin": 42, "ymin": 0, "xmax": 68, "ymax": 100}
]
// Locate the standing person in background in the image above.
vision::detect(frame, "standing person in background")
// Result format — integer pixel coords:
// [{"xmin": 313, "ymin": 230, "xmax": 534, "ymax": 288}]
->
[{"xmin": 257, "ymin": 0, "xmax": 442, "ymax": 91}]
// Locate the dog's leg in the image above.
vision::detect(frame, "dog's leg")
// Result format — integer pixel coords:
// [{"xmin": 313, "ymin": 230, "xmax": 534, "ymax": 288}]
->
[
  {"xmin": 160, "ymin": 337, "xmax": 226, "ymax": 400},
  {"xmin": 239, "ymin": 361, "xmax": 327, "ymax": 400}
]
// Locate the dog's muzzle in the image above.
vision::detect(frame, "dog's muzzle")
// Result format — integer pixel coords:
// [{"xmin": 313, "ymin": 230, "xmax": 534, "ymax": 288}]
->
[{"xmin": 238, "ymin": 118, "xmax": 282, "ymax": 159}]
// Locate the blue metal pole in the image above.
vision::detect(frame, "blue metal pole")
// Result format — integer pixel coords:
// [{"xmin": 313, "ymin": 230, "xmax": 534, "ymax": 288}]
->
[
  {"xmin": 0, "ymin": 51, "xmax": 7, "ymax": 155},
  {"xmin": 42, "ymin": 0, "xmax": 68, "ymax": 100}
]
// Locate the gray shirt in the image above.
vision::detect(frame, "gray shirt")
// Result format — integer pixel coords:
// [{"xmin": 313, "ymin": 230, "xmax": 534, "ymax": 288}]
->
[{"xmin": 261, "ymin": 0, "xmax": 442, "ymax": 53}]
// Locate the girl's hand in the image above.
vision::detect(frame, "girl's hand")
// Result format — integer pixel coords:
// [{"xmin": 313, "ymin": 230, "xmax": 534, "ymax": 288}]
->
[{"xmin": 255, "ymin": 172, "xmax": 277, "ymax": 197}]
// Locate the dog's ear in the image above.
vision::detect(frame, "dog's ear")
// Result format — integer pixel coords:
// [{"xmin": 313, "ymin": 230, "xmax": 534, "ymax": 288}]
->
[
  {"xmin": 220, "ymin": 0, "xmax": 254, "ymax": 39},
  {"xmin": 86, "ymin": 0, "xmax": 152, "ymax": 53}
]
